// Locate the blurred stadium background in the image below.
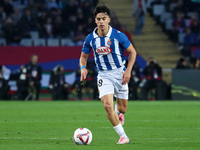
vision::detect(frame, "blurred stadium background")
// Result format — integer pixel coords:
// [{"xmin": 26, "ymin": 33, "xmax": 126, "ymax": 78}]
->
[{"xmin": 0, "ymin": 0, "xmax": 200, "ymax": 101}]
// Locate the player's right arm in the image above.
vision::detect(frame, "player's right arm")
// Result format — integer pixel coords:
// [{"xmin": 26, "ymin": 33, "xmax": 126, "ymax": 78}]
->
[{"xmin": 79, "ymin": 52, "xmax": 89, "ymax": 81}]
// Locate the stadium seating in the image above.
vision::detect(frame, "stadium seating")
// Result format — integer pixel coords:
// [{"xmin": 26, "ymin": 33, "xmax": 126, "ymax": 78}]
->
[
  {"xmin": 0, "ymin": 38, "xmax": 6, "ymax": 46},
  {"xmin": 148, "ymin": 0, "xmax": 200, "ymax": 65},
  {"xmin": 30, "ymin": 31, "xmax": 39, "ymax": 39},
  {"xmin": 165, "ymin": 18, "xmax": 173, "ymax": 30},
  {"xmin": 153, "ymin": 4, "xmax": 165, "ymax": 16},
  {"xmin": 20, "ymin": 39, "xmax": 32, "ymax": 46},
  {"xmin": 160, "ymin": 12, "xmax": 172, "ymax": 23},
  {"xmin": 61, "ymin": 38, "xmax": 74, "ymax": 46},
  {"xmin": 184, "ymin": 19, "xmax": 191, "ymax": 27},
  {"xmin": 47, "ymin": 39, "xmax": 59, "ymax": 46},
  {"xmin": 33, "ymin": 39, "xmax": 46, "ymax": 46},
  {"xmin": 178, "ymin": 33, "xmax": 186, "ymax": 44}
]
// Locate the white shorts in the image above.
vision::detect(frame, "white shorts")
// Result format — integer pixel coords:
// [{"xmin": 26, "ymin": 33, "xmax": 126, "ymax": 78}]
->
[{"xmin": 97, "ymin": 66, "xmax": 129, "ymax": 100}]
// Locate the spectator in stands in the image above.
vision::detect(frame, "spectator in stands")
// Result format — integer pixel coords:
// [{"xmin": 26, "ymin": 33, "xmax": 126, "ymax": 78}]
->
[
  {"xmin": 18, "ymin": 18, "xmax": 31, "ymax": 38},
  {"xmin": 49, "ymin": 7, "xmax": 60, "ymax": 21},
  {"xmin": 132, "ymin": 0, "xmax": 146, "ymax": 35},
  {"xmin": 146, "ymin": 0, "xmax": 168, "ymax": 16},
  {"xmin": 140, "ymin": 57, "xmax": 167, "ymax": 100},
  {"xmin": 92, "ymin": 0, "xmax": 99, "ymax": 7},
  {"xmin": 9, "ymin": 24, "xmax": 22, "ymax": 45},
  {"xmin": 0, "ymin": 1, "xmax": 4, "ymax": 6},
  {"xmin": 46, "ymin": 0, "xmax": 58, "ymax": 10},
  {"xmin": 81, "ymin": 0, "xmax": 93, "ymax": 19},
  {"xmin": 37, "ymin": 2, "xmax": 47, "ymax": 12},
  {"xmin": 76, "ymin": 9, "xmax": 85, "ymax": 25},
  {"xmin": 183, "ymin": 28, "xmax": 198, "ymax": 58},
  {"xmin": 198, "ymin": 32, "xmax": 200, "ymax": 45},
  {"xmin": 68, "ymin": 15, "xmax": 77, "ymax": 37},
  {"xmin": 172, "ymin": 0, "xmax": 187, "ymax": 17},
  {"xmin": 173, "ymin": 11, "xmax": 185, "ymax": 33},
  {"xmin": 12, "ymin": 8, "xmax": 22, "ymax": 24},
  {"xmin": 44, "ymin": 17, "xmax": 53, "ymax": 38},
  {"xmin": 110, "ymin": 16, "xmax": 121, "ymax": 30},
  {"xmin": 25, "ymin": 0, "xmax": 38, "ymax": 17},
  {"xmin": 1, "ymin": 16, "xmax": 14, "ymax": 44},
  {"xmin": 0, "ymin": 6, "xmax": 6, "ymax": 24},
  {"xmin": 175, "ymin": 57, "xmax": 191, "ymax": 69},
  {"xmin": 109, "ymin": 11, "xmax": 121, "ymax": 30},
  {"xmin": 20, "ymin": 9, "xmax": 37, "ymax": 30},
  {"xmin": 34, "ymin": 0, "xmax": 46, "ymax": 5},
  {"xmin": 84, "ymin": 16, "xmax": 95, "ymax": 35},
  {"xmin": 74, "ymin": 60, "xmax": 98, "ymax": 100},
  {"xmin": 36, "ymin": 24, "xmax": 46, "ymax": 38},
  {"xmin": 169, "ymin": 11, "xmax": 185, "ymax": 44},
  {"xmin": 0, "ymin": 65, "xmax": 11, "ymax": 100},
  {"xmin": 1, "ymin": 0, "xmax": 14, "ymax": 16},
  {"xmin": 49, "ymin": 65, "xmax": 69, "ymax": 100},
  {"xmin": 62, "ymin": 0, "xmax": 77, "ymax": 22},
  {"xmin": 37, "ymin": 10, "xmax": 47, "ymax": 27},
  {"xmin": 53, "ymin": 15, "xmax": 69, "ymax": 38},
  {"xmin": 2, "ymin": 16, "xmax": 30, "ymax": 45},
  {"xmin": 57, "ymin": 0, "xmax": 68, "ymax": 9},
  {"xmin": 73, "ymin": 24, "xmax": 85, "ymax": 46},
  {"xmin": 190, "ymin": 18, "xmax": 200, "ymax": 35},
  {"xmin": 194, "ymin": 58, "xmax": 200, "ymax": 69},
  {"xmin": 14, "ymin": 54, "xmax": 42, "ymax": 100}
]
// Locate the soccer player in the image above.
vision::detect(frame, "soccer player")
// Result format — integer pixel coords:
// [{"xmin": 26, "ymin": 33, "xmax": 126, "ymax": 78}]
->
[{"xmin": 79, "ymin": 6, "xmax": 137, "ymax": 144}]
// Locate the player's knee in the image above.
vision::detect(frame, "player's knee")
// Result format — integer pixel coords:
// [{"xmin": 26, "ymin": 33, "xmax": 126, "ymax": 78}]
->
[
  {"xmin": 103, "ymin": 103, "xmax": 113, "ymax": 113},
  {"xmin": 118, "ymin": 105, "xmax": 127, "ymax": 114},
  {"xmin": 121, "ymin": 107, "xmax": 127, "ymax": 114}
]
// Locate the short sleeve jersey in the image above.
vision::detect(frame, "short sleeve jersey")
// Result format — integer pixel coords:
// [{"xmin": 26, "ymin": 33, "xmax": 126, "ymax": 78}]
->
[{"xmin": 82, "ymin": 26, "xmax": 131, "ymax": 71}]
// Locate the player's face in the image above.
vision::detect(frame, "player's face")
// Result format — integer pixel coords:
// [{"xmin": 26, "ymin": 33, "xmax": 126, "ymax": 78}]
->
[{"xmin": 95, "ymin": 13, "xmax": 110, "ymax": 31}]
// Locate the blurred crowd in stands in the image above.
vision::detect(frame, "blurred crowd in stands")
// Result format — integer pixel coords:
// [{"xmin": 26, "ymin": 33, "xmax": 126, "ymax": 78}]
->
[
  {"xmin": 0, "ymin": 0, "xmax": 98, "ymax": 45},
  {"xmin": 0, "ymin": 0, "xmax": 132, "ymax": 46},
  {"xmin": 148, "ymin": 0, "xmax": 200, "ymax": 66}
]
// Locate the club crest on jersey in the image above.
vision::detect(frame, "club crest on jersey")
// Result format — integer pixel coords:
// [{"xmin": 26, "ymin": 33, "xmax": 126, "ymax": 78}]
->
[
  {"xmin": 107, "ymin": 39, "xmax": 112, "ymax": 46},
  {"xmin": 96, "ymin": 46, "xmax": 112, "ymax": 55}
]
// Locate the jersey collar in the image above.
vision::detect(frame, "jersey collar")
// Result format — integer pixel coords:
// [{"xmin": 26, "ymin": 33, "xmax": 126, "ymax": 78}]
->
[{"xmin": 93, "ymin": 25, "xmax": 112, "ymax": 38}]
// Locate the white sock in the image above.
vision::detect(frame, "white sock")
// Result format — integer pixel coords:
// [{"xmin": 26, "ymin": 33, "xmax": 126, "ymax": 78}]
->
[
  {"xmin": 115, "ymin": 104, "xmax": 121, "ymax": 115},
  {"xmin": 113, "ymin": 123, "xmax": 128, "ymax": 138}
]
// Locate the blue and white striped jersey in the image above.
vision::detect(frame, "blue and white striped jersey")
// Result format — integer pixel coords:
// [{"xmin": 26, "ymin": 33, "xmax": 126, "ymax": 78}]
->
[{"xmin": 82, "ymin": 26, "xmax": 131, "ymax": 71}]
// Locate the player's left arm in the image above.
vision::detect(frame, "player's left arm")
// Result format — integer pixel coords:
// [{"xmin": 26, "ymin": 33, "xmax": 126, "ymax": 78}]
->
[{"xmin": 122, "ymin": 44, "xmax": 137, "ymax": 85}]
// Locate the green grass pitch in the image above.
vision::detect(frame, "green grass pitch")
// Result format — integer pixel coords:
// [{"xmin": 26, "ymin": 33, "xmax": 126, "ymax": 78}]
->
[{"xmin": 0, "ymin": 101, "xmax": 200, "ymax": 150}]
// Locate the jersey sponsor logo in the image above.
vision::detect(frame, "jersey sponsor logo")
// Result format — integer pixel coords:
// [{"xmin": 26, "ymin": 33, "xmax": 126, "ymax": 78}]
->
[{"xmin": 96, "ymin": 46, "xmax": 112, "ymax": 55}]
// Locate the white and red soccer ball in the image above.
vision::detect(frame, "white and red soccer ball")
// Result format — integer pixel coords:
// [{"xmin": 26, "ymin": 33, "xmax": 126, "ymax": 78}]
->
[{"xmin": 73, "ymin": 127, "xmax": 92, "ymax": 145}]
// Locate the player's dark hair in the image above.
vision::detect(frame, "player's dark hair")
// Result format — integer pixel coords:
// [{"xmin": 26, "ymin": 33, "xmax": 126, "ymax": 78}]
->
[{"xmin": 93, "ymin": 6, "xmax": 110, "ymax": 17}]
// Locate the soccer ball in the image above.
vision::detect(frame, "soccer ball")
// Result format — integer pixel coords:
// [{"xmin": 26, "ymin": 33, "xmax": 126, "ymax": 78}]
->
[{"xmin": 73, "ymin": 127, "xmax": 92, "ymax": 145}]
